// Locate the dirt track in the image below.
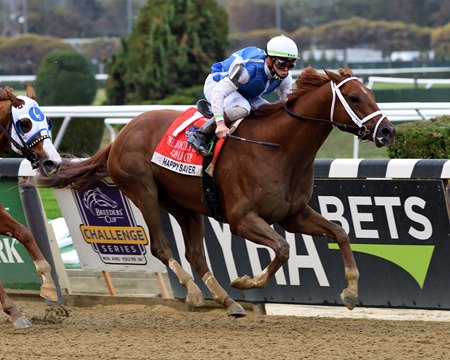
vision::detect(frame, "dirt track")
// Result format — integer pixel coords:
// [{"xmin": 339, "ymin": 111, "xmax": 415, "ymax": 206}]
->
[{"xmin": 1, "ymin": 297, "xmax": 450, "ymax": 360}]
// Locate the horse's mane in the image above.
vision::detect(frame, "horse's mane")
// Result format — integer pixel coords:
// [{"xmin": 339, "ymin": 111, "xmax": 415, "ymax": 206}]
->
[
  {"xmin": 291, "ymin": 66, "xmax": 330, "ymax": 98},
  {"xmin": 252, "ymin": 66, "xmax": 330, "ymax": 119}
]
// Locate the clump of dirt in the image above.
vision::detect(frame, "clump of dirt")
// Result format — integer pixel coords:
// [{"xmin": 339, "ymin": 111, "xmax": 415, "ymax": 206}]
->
[{"xmin": 30, "ymin": 305, "xmax": 71, "ymax": 324}]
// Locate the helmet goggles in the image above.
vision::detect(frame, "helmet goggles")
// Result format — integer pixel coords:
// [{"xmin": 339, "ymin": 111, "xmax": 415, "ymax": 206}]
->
[{"xmin": 272, "ymin": 57, "xmax": 296, "ymax": 70}]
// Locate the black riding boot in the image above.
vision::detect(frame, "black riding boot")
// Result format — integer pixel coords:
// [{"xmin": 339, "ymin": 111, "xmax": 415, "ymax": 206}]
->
[{"xmin": 187, "ymin": 117, "xmax": 216, "ymax": 155}]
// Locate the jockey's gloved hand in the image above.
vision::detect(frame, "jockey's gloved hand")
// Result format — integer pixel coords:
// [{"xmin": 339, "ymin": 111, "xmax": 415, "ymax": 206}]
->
[{"xmin": 215, "ymin": 120, "xmax": 229, "ymax": 139}]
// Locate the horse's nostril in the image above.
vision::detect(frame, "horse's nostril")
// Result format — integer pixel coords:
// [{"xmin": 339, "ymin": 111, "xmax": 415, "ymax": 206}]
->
[
  {"xmin": 43, "ymin": 160, "xmax": 61, "ymax": 174},
  {"xmin": 380, "ymin": 126, "xmax": 396, "ymax": 141}
]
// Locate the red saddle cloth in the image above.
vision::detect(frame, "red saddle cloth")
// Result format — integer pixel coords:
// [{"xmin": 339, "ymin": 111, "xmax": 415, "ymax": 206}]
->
[{"xmin": 151, "ymin": 107, "xmax": 213, "ymax": 176}]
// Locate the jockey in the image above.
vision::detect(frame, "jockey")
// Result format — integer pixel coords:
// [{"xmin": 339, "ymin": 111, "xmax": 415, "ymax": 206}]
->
[{"xmin": 187, "ymin": 34, "xmax": 299, "ymax": 155}]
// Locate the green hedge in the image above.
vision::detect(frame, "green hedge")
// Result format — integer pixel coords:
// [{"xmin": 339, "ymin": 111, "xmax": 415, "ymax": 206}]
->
[
  {"xmin": 35, "ymin": 50, "xmax": 97, "ymax": 106},
  {"xmin": 35, "ymin": 50, "xmax": 101, "ymax": 156},
  {"xmin": 387, "ymin": 116, "xmax": 449, "ymax": 158}
]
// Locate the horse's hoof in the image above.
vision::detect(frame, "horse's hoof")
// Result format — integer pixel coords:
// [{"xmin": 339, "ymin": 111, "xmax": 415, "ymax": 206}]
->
[
  {"xmin": 40, "ymin": 284, "xmax": 58, "ymax": 302},
  {"xmin": 340, "ymin": 289, "xmax": 358, "ymax": 310},
  {"xmin": 230, "ymin": 275, "xmax": 252, "ymax": 290},
  {"xmin": 39, "ymin": 285, "xmax": 58, "ymax": 302},
  {"xmin": 186, "ymin": 292, "xmax": 204, "ymax": 307},
  {"xmin": 13, "ymin": 316, "xmax": 32, "ymax": 330},
  {"xmin": 226, "ymin": 302, "xmax": 246, "ymax": 318}
]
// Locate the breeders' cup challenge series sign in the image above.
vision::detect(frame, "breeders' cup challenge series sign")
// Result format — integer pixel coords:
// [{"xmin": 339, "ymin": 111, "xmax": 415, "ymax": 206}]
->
[{"xmin": 53, "ymin": 178, "xmax": 165, "ymax": 273}]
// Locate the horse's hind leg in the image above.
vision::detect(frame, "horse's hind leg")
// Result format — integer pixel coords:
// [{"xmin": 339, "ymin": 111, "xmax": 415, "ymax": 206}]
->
[
  {"xmin": 167, "ymin": 205, "xmax": 245, "ymax": 317},
  {"xmin": 280, "ymin": 206, "xmax": 359, "ymax": 310},
  {"xmin": 0, "ymin": 283, "xmax": 32, "ymax": 329},
  {"xmin": 141, "ymin": 209, "xmax": 205, "ymax": 307},
  {"xmin": 0, "ymin": 205, "xmax": 57, "ymax": 302},
  {"xmin": 114, "ymin": 176, "xmax": 204, "ymax": 307}
]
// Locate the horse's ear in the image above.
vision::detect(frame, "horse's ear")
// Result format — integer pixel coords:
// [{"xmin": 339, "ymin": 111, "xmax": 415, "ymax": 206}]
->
[
  {"xmin": 323, "ymin": 68, "xmax": 341, "ymax": 84},
  {"xmin": 26, "ymin": 83, "xmax": 36, "ymax": 100},
  {"xmin": 338, "ymin": 66, "xmax": 354, "ymax": 77},
  {"xmin": 5, "ymin": 86, "xmax": 24, "ymax": 108},
  {"xmin": 0, "ymin": 88, "xmax": 7, "ymax": 100}
]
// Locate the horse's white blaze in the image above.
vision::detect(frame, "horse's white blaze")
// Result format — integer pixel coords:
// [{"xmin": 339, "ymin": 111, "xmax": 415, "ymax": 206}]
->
[{"xmin": 42, "ymin": 139, "xmax": 62, "ymax": 164}]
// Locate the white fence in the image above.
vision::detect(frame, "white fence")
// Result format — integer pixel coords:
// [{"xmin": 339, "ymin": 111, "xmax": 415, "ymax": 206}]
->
[
  {"xmin": 4, "ymin": 68, "xmax": 450, "ymax": 84},
  {"xmin": 290, "ymin": 67, "xmax": 450, "ymax": 78},
  {"xmin": 40, "ymin": 102, "xmax": 450, "ymax": 158},
  {"xmin": 41, "ymin": 104, "xmax": 189, "ymax": 149},
  {"xmin": 367, "ymin": 76, "xmax": 450, "ymax": 89},
  {"xmin": 3, "ymin": 72, "xmax": 448, "ymax": 157},
  {"xmin": 0, "ymin": 74, "xmax": 107, "ymax": 82}
]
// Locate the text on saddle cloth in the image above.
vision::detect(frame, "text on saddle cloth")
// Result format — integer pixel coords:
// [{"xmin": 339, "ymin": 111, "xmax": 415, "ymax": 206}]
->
[{"xmin": 151, "ymin": 107, "xmax": 225, "ymax": 177}]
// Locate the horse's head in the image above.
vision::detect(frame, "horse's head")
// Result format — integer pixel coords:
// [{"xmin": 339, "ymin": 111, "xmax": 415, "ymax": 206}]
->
[
  {"xmin": 323, "ymin": 67, "xmax": 396, "ymax": 147},
  {"xmin": 5, "ymin": 85, "xmax": 61, "ymax": 176}
]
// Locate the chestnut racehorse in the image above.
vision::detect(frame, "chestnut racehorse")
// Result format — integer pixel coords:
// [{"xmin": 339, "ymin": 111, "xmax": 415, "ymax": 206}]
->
[
  {"xmin": 0, "ymin": 85, "xmax": 61, "ymax": 328},
  {"xmin": 35, "ymin": 67, "xmax": 395, "ymax": 316}
]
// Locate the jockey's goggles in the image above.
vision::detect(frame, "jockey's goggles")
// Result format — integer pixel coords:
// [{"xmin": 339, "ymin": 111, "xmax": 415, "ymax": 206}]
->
[{"xmin": 272, "ymin": 57, "xmax": 296, "ymax": 70}]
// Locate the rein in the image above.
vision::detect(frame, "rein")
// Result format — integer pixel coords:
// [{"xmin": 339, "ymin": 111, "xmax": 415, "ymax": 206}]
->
[
  {"xmin": 227, "ymin": 134, "xmax": 280, "ymax": 148},
  {"xmin": 284, "ymin": 101, "xmax": 370, "ymax": 139},
  {"xmin": 284, "ymin": 76, "xmax": 387, "ymax": 141}
]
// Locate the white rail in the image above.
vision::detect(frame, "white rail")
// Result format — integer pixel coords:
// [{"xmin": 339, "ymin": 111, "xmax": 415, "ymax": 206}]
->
[
  {"xmin": 39, "ymin": 103, "xmax": 450, "ymax": 158},
  {"xmin": 367, "ymin": 76, "xmax": 450, "ymax": 89},
  {"xmin": 41, "ymin": 105, "xmax": 190, "ymax": 149},
  {"xmin": 290, "ymin": 67, "xmax": 450, "ymax": 78},
  {"xmin": 0, "ymin": 74, "xmax": 108, "ymax": 82}
]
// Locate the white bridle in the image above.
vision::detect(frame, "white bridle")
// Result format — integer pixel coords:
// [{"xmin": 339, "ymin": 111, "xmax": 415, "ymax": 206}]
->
[{"xmin": 330, "ymin": 77, "xmax": 387, "ymax": 142}]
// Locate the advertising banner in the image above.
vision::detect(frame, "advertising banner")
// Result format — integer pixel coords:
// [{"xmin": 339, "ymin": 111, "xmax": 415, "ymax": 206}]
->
[
  {"xmin": 50, "ymin": 157, "xmax": 449, "ymax": 309},
  {"xmin": 0, "ymin": 179, "xmax": 41, "ymax": 290},
  {"xmin": 166, "ymin": 179, "xmax": 450, "ymax": 309},
  {"xmin": 53, "ymin": 178, "xmax": 165, "ymax": 273}
]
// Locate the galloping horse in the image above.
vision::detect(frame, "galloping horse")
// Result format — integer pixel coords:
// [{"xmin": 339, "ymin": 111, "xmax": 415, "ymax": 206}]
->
[
  {"xmin": 36, "ymin": 67, "xmax": 395, "ymax": 316},
  {"xmin": 0, "ymin": 85, "xmax": 61, "ymax": 328}
]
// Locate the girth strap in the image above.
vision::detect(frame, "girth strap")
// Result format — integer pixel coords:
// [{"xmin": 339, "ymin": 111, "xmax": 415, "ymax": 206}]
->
[{"xmin": 201, "ymin": 142, "xmax": 226, "ymax": 223}]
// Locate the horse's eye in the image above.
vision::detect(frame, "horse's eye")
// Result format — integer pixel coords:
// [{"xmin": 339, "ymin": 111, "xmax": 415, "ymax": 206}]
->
[
  {"xmin": 349, "ymin": 96, "xmax": 360, "ymax": 104},
  {"xmin": 16, "ymin": 118, "xmax": 32, "ymax": 134}
]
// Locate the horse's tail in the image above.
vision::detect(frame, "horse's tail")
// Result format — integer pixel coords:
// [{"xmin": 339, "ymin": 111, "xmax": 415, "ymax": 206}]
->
[{"xmin": 35, "ymin": 144, "xmax": 112, "ymax": 190}]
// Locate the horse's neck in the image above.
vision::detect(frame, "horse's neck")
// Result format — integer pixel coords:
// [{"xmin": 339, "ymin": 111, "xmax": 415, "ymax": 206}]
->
[
  {"xmin": 0, "ymin": 102, "xmax": 11, "ymax": 153},
  {"xmin": 276, "ymin": 89, "xmax": 334, "ymax": 164}
]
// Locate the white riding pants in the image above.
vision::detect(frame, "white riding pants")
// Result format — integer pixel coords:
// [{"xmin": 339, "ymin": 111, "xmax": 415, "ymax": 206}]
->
[{"xmin": 204, "ymin": 74, "xmax": 268, "ymax": 121}]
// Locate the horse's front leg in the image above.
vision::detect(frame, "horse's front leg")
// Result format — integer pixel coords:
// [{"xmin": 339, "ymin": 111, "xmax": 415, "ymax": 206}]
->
[
  {"xmin": 280, "ymin": 206, "xmax": 359, "ymax": 310},
  {"xmin": 0, "ymin": 283, "xmax": 32, "ymax": 329},
  {"xmin": 0, "ymin": 206, "xmax": 57, "ymax": 302},
  {"xmin": 229, "ymin": 212, "xmax": 290, "ymax": 290}
]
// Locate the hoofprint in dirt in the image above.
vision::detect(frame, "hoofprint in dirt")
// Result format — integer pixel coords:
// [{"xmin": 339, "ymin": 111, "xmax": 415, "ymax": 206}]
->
[{"xmin": 1, "ymin": 297, "xmax": 449, "ymax": 360}]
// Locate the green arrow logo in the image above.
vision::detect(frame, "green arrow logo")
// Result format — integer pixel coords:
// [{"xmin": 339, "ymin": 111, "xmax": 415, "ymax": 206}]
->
[{"xmin": 328, "ymin": 244, "xmax": 435, "ymax": 288}]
